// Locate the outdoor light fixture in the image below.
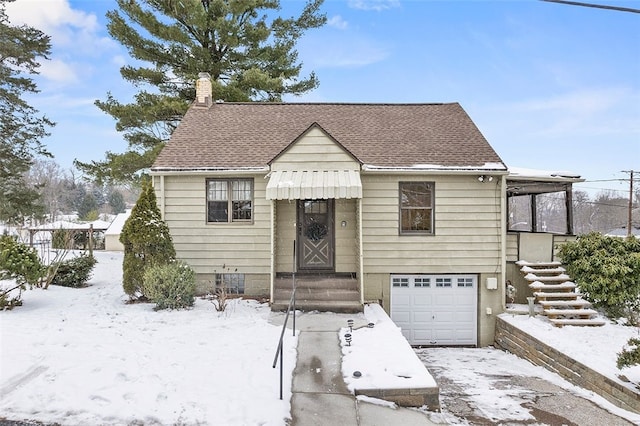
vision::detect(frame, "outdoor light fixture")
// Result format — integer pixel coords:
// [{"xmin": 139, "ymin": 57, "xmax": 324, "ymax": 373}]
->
[
  {"xmin": 478, "ymin": 175, "xmax": 494, "ymax": 183},
  {"xmin": 478, "ymin": 175, "xmax": 485, "ymax": 182},
  {"xmin": 347, "ymin": 319, "xmax": 354, "ymax": 332},
  {"xmin": 345, "ymin": 333, "xmax": 352, "ymax": 346}
]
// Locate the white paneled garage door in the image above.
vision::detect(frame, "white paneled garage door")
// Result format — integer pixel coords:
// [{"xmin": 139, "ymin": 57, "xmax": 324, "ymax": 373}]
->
[{"xmin": 391, "ymin": 274, "xmax": 477, "ymax": 346}]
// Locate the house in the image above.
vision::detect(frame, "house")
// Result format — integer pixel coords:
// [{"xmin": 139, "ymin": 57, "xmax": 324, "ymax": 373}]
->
[
  {"xmin": 150, "ymin": 75, "xmax": 582, "ymax": 347},
  {"xmin": 605, "ymin": 226, "xmax": 640, "ymax": 238},
  {"xmin": 104, "ymin": 210, "xmax": 131, "ymax": 251}
]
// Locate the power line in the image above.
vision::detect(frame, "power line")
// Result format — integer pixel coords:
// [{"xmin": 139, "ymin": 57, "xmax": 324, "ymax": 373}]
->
[{"xmin": 541, "ymin": 0, "xmax": 640, "ymax": 13}]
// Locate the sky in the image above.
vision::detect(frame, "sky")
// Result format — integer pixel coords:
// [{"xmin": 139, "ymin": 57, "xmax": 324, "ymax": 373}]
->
[{"xmin": 4, "ymin": 0, "xmax": 640, "ymax": 197}]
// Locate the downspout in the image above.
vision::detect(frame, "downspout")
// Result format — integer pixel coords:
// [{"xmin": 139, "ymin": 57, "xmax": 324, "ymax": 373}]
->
[
  {"xmin": 159, "ymin": 175, "xmax": 166, "ymax": 219},
  {"xmin": 270, "ymin": 199, "xmax": 275, "ymax": 303},
  {"xmin": 358, "ymin": 197, "xmax": 364, "ymax": 305},
  {"xmin": 500, "ymin": 175, "xmax": 507, "ymax": 310}
]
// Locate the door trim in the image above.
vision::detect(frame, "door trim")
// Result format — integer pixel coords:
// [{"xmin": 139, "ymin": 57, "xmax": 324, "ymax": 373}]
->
[{"xmin": 296, "ymin": 199, "xmax": 335, "ymax": 272}]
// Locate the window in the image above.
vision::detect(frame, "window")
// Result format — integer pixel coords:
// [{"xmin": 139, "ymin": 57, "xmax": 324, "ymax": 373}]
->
[
  {"xmin": 392, "ymin": 277, "xmax": 409, "ymax": 287},
  {"xmin": 215, "ymin": 273, "xmax": 245, "ymax": 294},
  {"xmin": 399, "ymin": 182, "xmax": 434, "ymax": 234},
  {"xmin": 435, "ymin": 278, "xmax": 452, "ymax": 287},
  {"xmin": 414, "ymin": 277, "xmax": 431, "ymax": 287},
  {"xmin": 457, "ymin": 277, "xmax": 474, "ymax": 288},
  {"xmin": 207, "ymin": 179, "xmax": 253, "ymax": 223}
]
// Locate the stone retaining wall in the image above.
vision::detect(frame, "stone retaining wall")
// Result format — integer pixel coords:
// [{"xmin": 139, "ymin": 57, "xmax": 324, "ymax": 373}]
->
[{"xmin": 495, "ymin": 316, "xmax": 640, "ymax": 415}]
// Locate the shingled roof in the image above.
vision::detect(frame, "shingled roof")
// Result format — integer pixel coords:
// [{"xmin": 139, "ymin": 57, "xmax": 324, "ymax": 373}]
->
[{"xmin": 151, "ymin": 102, "xmax": 506, "ymax": 171}]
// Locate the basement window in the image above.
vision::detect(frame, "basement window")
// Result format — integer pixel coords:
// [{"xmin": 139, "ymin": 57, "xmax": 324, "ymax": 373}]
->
[{"xmin": 215, "ymin": 273, "xmax": 245, "ymax": 294}]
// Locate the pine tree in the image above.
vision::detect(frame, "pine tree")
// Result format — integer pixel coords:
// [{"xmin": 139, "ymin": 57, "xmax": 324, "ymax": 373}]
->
[
  {"xmin": 120, "ymin": 179, "xmax": 176, "ymax": 299},
  {"xmin": 0, "ymin": 0, "xmax": 55, "ymax": 224},
  {"xmin": 76, "ymin": 0, "xmax": 326, "ymax": 185}
]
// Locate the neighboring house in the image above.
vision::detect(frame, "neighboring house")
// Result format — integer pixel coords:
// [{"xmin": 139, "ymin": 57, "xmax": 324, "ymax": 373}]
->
[
  {"xmin": 150, "ymin": 75, "xmax": 582, "ymax": 347},
  {"xmin": 104, "ymin": 210, "xmax": 132, "ymax": 251},
  {"xmin": 605, "ymin": 226, "xmax": 640, "ymax": 238}
]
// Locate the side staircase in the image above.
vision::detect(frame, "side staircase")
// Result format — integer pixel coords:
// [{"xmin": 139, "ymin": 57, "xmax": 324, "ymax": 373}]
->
[
  {"xmin": 516, "ymin": 260, "xmax": 605, "ymax": 327},
  {"xmin": 271, "ymin": 275, "xmax": 362, "ymax": 313}
]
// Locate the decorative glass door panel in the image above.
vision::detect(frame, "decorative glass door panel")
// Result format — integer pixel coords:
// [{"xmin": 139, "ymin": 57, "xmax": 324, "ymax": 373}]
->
[{"xmin": 297, "ymin": 199, "xmax": 334, "ymax": 271}]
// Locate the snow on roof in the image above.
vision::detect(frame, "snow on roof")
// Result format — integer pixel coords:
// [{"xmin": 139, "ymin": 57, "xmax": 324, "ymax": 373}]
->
[
  {"xmin": 29, "ymin": 219, "xmax": 111, "ymax": 231},
  {"xmin": 105, "ymin": 210, "xmax": 132, "ymax": 236},
  {"xmin": 605, "ymin": 227, "xmax": 640, "ymax": 238},
  {"xmin": 507, "ymin": 166, "xmax": 584, "ymax": 182},
  {"xmin": 362, "ymin": 162, "xmax": 508, "ymax": 172}
]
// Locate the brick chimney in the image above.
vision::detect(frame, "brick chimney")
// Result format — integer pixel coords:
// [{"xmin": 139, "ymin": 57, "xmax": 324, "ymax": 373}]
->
[{"xmin": 195, "ymin": 72, "xmax": 212, "ymax": 107}]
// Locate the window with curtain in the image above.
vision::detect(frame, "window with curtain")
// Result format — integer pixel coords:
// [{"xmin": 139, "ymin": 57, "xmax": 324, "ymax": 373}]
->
[
  {"xmin": 206, "ymin": 179, "xmax": 253, "ymax": 223},
  {"xmin": 399, "ymin": 182, "xmax": 434, "ymax": 234}
]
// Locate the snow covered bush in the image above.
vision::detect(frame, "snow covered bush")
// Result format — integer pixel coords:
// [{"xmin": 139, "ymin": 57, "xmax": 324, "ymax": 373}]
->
[
  {"xmin": 120, "ymin": 180, "xmax": 176, "ymax": 300},
  {"xmin": 0, "ymin": 234, "xmax": 43, "ymax": 288},
  {"xmin": 558, "ymin": 232, "xmax": 640, "ymax": 324},
  {"xmin": 617, "ymin": 338, "xmax": 640, "ymax": 370},
  {"xmin": 0, "ymin": 235, "xmax": 44, "ymax": 309},
  {"xmin": 143, "ymin": 261, "xmax": 195, "ymax": 310},
  {"xmin": 50, "ymin": 253, "xmax": 97, "ymax": 288}
]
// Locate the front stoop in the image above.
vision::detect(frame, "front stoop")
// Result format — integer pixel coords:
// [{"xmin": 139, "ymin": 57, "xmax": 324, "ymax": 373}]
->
[{"xmin": 271, "ymin": 276, "xmax": 362, "ymax": 313}]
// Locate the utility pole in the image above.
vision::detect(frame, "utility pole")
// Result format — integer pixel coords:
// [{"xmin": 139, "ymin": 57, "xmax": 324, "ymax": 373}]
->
[{"xmin": 623, "ymin": 170, "xmax": 636, "ymax": 237}]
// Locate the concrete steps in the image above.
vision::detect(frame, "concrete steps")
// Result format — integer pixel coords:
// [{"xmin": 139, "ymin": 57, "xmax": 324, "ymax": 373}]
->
[
  {"xmin": 516, "ymin": 260, "xmax": 604, "ymax": 327},
  {"xmin": 271, "ymin": 276, "xmax": 362, "ymax": 313}
]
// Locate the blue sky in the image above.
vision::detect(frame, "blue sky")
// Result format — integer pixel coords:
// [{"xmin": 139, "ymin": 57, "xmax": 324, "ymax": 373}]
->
[{"xmin": 5, "ymin": 0, "xmax": 640, "ymax": 197}]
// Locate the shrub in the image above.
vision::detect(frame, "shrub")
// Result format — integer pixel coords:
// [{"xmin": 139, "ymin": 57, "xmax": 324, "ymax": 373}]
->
[
  {"xmin": 558, "ymin": 232, "xmax": 640, "ymax": 323},
  {"xmin": 120, "ymin": 180, "xmax": 176, "ymax": 299},
  {"xmin": 143, "ymin": 261, "xmax": 196, "ymax": 310},
  {"xmin": 50, "ymin": 254, "xmax": 97, "ymax": 288},
  {"xmin": 617, "ymin": 338, "xmax": 640, "ymax": 370},
  {"xmin": 0, "ymin": 235, "xmax": 43, "ymax": 287},
  {"xmin": 52, "ymin": 229, "xmax": 73, "ymax": 249},
  {"xmin": 0, "ymin": 235, "xmax": 43, "ymax": 309}
]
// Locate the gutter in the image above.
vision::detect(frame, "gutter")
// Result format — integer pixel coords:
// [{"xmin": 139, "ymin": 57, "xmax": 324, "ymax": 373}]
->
[{"xmin": 150, "ymin": 167, "xmax": 270, "ymax": 176}]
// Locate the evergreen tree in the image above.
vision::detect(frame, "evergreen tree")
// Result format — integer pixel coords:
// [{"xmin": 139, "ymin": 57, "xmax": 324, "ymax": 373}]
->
[
  {"xmin": 75, "ymin": 0, "xmax": 326, "ymax": 185},
  {"xmin": 120, "ymin": 179, "xmax": 176, "ymax": 299},
  {"xmin": 77, "ymin": 193, "xmax": 98, "ymax": 221},
  {"xmin": 0, "ymin": 0, "xmax": 55, "ymax": 224},
  {"xmin": 107, "ymin": 189, "xmax": 126, "ymax": 214}
]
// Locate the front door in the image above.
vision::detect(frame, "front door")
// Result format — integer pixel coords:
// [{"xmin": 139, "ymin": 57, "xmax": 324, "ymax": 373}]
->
[{"xmin": 297, "ymin": 199, "xmax": 334, "ymax": 271}]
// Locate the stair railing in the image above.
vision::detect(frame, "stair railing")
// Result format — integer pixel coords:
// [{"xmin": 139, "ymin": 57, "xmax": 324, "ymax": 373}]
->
[{"xmin": 272, "ymin": 240, "xmax": 297, "ymax": 400}]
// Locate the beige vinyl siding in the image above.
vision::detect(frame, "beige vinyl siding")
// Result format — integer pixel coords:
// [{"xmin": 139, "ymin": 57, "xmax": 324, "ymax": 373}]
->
[
  {"xmin": 275, "ymin": 201, "xmax": 296, "ymax": 272},
  {"xmin": 335, "ymin": 198, "xmax": 357, "ymax": 273},
  {"xmin": 506, "ymin": 233, "xmax": 519, "ymax": 262},
  {"xmin": 155, "ymin": 174, "xmax": 271, "ymax": 276},
  {"xmin": 270, "ymin": 127, "xmax": 359, "ymax": 172},
  {"xmin": 361, "ymin": 174, "xmax": 503, "ymax": 274}
]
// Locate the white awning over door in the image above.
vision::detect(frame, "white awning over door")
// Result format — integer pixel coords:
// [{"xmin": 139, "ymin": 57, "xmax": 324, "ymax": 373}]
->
[{"xmin": 266, "ymin": 169, "xmax": 362, "ymax": 200}]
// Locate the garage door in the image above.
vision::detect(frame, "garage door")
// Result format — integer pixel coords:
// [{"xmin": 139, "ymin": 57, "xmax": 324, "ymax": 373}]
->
[{"xmin": 391, "ymin": 274, "xmax": 477, "ymax": 346}]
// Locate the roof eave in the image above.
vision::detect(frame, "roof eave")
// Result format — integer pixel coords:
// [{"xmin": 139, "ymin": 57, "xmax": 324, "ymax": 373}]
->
[
  {"xmin": 150, "ymin": 166, "xmax": 270, "ymax": 176},
  {"xmin": 361, "ymin": 163, "xmax": 508, "ymax": 175}
]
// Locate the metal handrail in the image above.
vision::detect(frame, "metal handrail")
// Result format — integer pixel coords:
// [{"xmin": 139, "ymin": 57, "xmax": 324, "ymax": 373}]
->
[{"xmin": 272, "ymin": 241, "xmax": 297, "ymax": 400}]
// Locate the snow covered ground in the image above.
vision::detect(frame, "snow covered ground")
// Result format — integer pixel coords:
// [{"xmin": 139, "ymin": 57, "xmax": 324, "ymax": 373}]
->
[
  {"xmin": 417, "ymin": 347, "xmax": 640, "ymax": 425},
  {"xmin": 0, "ymin": 251, "xmax": 297, "ymax": 425},
  {"xmin": 2, "ymin": 249, "xmax": 640, "ymax": 425},
  {"xmin": 500, "ymin": 312, "xmax": 640, "ymax": 387}
]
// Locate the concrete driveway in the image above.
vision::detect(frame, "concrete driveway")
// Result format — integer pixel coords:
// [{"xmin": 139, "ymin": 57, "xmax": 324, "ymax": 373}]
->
[{"xmin": 416, "ymin": 347, "xmax": 638, "ymax": 426}]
